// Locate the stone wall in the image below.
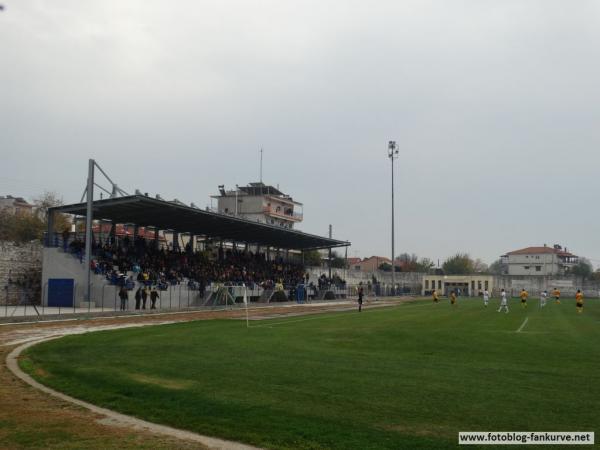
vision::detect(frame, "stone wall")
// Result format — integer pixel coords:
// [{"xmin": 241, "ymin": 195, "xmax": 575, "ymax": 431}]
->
[{"xmin": 0, "ymin": 241, "xmax": 42, "ymax": 305}]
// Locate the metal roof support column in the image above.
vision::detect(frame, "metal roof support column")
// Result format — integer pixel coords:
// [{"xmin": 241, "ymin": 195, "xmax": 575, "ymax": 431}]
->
[
  {"xmin": 109, "ymin": 222, "xmax": 116, "ymax": 245},
  {"xmin": 84, "ymin": 159, "xmax": 94, "ymax": 304},
  {"xmin": 328, "ymin": 225, "xmax": 333, "ymax": 280},
  {"xmin": 344, "ymin": 246, "xmax": 348, "ymax": 283},
  {"xmin": 173, "ymin": 231, "xmax": 179, "ymax": 252},
  {"xmin": 46, "ymin": 209, "xmax": 55, "ymax": 247},
  {"xmin": 154, "ymin": 227, "xmax": 159, "ymax": 250}
]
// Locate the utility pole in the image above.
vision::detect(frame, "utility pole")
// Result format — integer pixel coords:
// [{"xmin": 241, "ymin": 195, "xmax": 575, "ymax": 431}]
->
[
  {"xmin": 388, "ymin": 141, "xmax": 399, "ymax": 297},
  {"xmin": 235, "ymin": 184, "xmax": 239, "ymax": 216},
  {"xmin": 328, "ymin": 224, "xmax": 332, "ymax": 279}
]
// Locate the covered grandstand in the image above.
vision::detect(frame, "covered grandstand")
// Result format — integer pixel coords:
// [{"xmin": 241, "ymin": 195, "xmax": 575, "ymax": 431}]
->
[
  {"xmin": 48, "ymin": 194, "xmax": 348, "ymax": 251},
  {"xmin": 43, "ymin": 194, "xmax": 350, "ymax": 310}
]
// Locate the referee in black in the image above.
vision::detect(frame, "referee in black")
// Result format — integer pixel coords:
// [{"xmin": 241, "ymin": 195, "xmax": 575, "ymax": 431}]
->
[{"xmin": 357, "ymin": 283, "xmax": 364, "ymax": 312}]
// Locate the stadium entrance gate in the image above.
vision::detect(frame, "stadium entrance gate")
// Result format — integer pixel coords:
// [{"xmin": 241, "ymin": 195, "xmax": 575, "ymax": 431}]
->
[{"xmin": 444, "ymin": 282, "xmax": 469, "ymax": 296}]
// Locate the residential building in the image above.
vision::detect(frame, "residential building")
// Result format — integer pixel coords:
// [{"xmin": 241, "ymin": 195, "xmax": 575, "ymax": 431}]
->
[
  {"xmin": 500, "ymin": 244, "xmax": 578, "ymax": 276},
  {"xmin": 354, "ymin": 256, "xmax": 392, "ymax": 272},
  {"xmin": 0, "ymin": 195, "xmax": 33, "ymax": 216},
  {"xmin": 346, "ymin": 257, "xmax": 361, "ymax": 269},
  {"xmin": 212, "ymin": 182, "xmax": 303, "ymax": 229}
]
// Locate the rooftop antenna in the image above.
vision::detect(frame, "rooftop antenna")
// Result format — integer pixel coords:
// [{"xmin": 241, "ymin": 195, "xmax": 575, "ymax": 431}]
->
[{"xmin": 260, "ymin": 147, "xmax": 264, "ymax": 183}]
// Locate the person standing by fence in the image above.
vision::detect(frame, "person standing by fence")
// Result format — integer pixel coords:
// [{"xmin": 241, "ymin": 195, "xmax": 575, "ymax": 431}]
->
[
  {"xmin": 357, "ymin": 282, "xmax": 364, "ymax": 312},
  {"xmin": 118, "ymin": 286, "xmax": 129, "ymax": 311},
  {"xmin": 150, "ymin": 287, "xmax": 159, "ymax": 310},
  {"xmin": 141, "ymin": 287, "xmax": 148, "ymax": 309},
  {"xmin": 134, "ymin": 286, "xmax": 142, "ymax": 310}
]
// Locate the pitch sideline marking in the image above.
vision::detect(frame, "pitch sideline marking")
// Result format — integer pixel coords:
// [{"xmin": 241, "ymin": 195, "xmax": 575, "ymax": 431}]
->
[{"xmin": 516, "ymin": 317, "xmax": 529, "ymax": 333}]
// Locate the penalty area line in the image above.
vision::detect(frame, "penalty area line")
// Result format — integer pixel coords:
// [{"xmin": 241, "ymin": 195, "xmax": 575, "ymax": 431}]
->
[{"xmin": 516, "ymin": 317, "xmax": 529, "ymax": 333}]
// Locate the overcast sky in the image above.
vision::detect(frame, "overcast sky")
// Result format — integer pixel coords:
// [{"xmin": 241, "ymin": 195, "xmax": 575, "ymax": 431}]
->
[{"xmin": 1, "ymin": 1, "xmax": 599, "ymax": 267}]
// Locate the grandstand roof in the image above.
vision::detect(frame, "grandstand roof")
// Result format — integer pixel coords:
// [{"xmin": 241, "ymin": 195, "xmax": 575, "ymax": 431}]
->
[{"xmin": 50, "ymin": 195, "xmax": 349, "ymax": 251}]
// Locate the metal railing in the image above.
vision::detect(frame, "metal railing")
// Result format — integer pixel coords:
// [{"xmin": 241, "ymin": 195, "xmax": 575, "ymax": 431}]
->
[{"xmin": 262, "ymin": 206, "xmax": 303, "ymax": 221}]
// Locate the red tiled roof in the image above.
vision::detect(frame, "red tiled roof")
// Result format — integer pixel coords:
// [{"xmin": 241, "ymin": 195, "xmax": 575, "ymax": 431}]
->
[
  {"xmin": 505, "ymin": 246, "xmax": 576, "ymax": 257},
  {"xmin": 361, "ymin": 256, "xmax": 392, "ymax": 264}
]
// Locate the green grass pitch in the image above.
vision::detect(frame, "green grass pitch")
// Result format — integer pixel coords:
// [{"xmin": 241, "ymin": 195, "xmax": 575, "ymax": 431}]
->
[{"xmin": 21, "ymin": 298, "xmax": 600, "ymax": 449}]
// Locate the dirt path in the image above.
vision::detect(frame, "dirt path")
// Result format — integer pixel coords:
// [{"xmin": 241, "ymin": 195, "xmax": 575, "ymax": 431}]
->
[{"xmin": 0, "ymin": 299, "xmax": 403, "ymax": 449}]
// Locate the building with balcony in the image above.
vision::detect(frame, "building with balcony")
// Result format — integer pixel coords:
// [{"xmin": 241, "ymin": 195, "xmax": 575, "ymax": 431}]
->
[
  {"xmin": 212, "ymin": 182, "xmax": 303, "ymax": 229},
  {"xmin": 500, "ymin": 244, "xmax": 578, "ymax": 276}
]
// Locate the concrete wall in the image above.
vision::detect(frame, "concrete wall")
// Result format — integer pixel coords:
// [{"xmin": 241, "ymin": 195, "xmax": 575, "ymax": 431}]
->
[
  {"xmin": 418, "ymin": 272, "xmax": 600, "ymax": 298},
  {"xmin": 0, "ymin": 241, "xmax": 42, "ymax": 305},
  {"xmin": 41, "ymin": 247, "xmax": 208, "ymax": 308},
  {"xmin": 493, "ymin": 274, "xmax": 600, "ymax": 298}
]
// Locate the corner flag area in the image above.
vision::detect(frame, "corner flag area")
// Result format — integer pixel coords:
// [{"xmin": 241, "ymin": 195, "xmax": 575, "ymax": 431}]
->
[{"xmin": 19, "ymin": 298, "xmax": 600, "ymax": 449}]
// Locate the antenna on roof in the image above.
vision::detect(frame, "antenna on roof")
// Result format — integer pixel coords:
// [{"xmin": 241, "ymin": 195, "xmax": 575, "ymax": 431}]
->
[{"xmin": 260, "ymin": 147, "xmax": 263, "ymax": 183}]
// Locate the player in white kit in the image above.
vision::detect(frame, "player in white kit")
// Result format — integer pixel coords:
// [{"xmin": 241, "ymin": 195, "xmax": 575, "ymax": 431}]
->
[
  {"xmin": 540, "ymin": 290, "xmax": 548, "ymax": 308},
  {"xmin": 483, "ymin": 289, "xmax": 490, "ymax": 307},
  {"xmin": 497, "ymin": 289, "xmax": 509, "ymax": 313}
]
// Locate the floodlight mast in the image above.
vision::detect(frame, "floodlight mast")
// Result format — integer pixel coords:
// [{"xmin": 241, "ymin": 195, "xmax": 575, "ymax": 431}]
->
[{"xmin": 388, "ymin": 141, "xmax": 399, "ymax": 296}]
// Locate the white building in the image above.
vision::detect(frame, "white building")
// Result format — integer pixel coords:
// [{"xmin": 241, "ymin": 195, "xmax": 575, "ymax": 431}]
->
[
  {"xmin": 212, "ymin": 182, "xmax": 303, "ymax": 229},
  {"xmin": 500, "ymin": 245, "xmax": 578, "ymax": 276},
  {"xmin": 422, "ymin": 274, "xmax": 494, "ymax": 296}
]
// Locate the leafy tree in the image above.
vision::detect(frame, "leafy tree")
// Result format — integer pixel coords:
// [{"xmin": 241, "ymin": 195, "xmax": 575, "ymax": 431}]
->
[
  {"xmin": 395, "ymin": 253, "xmax": 434, "ymax": 272},
  {"xmin": 378, "ymin": 262, "xmax": 392, "ymax": 272},
  {"xmin": 304, "ymin": 250, "xmax": 322, "ymax": 267},
  {"xmin": 442, "ymin": 253, "xmax": 474, "ymax": 275},
  {"xmin": 488, "ymin": 259, "xmax": 507, "ymax": 275},
  {"xmin": 414, "ymin": 257, "xmax": 435, "ymax": 273},
  {"xmin": 0, "ymin": 209, "xmax": 45, "ymax": 242},
  {"xmin": 0, "ymin": 210, "xmax": 16, "ymax": 241},
  {"xmin": 571, "ymin": 258, "xmax": 593, "ymax": 278},
  {"xmin": 330, "ymin": 251, "xmax": 348, "ymax": 269},
  {"xmin": 472, "ymin": 258, "xmax": 489, "ymax": 273},
  {"xmin": 34, "ymin": 191, "xmax": 70, "ymax": 232}
]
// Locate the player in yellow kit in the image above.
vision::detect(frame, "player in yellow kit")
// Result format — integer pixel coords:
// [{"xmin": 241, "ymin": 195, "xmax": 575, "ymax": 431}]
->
[
  {"xmin": 432, "ymin": 289, "xmax": 439, "ymax": 303},
  {"xmin": 520, "ymin": 289, "xmax": 529, "ymax": 308},
  {"xmin": 450, "ymin": 290, "xmax": 457, "ymax": 306},
  {"xmin": 553, "ymin": 288, "xmax": 561, "ymax": 304},
  {"xmin": 575, "ymin": 290, "xmax": 584, "ymax": 314}
]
